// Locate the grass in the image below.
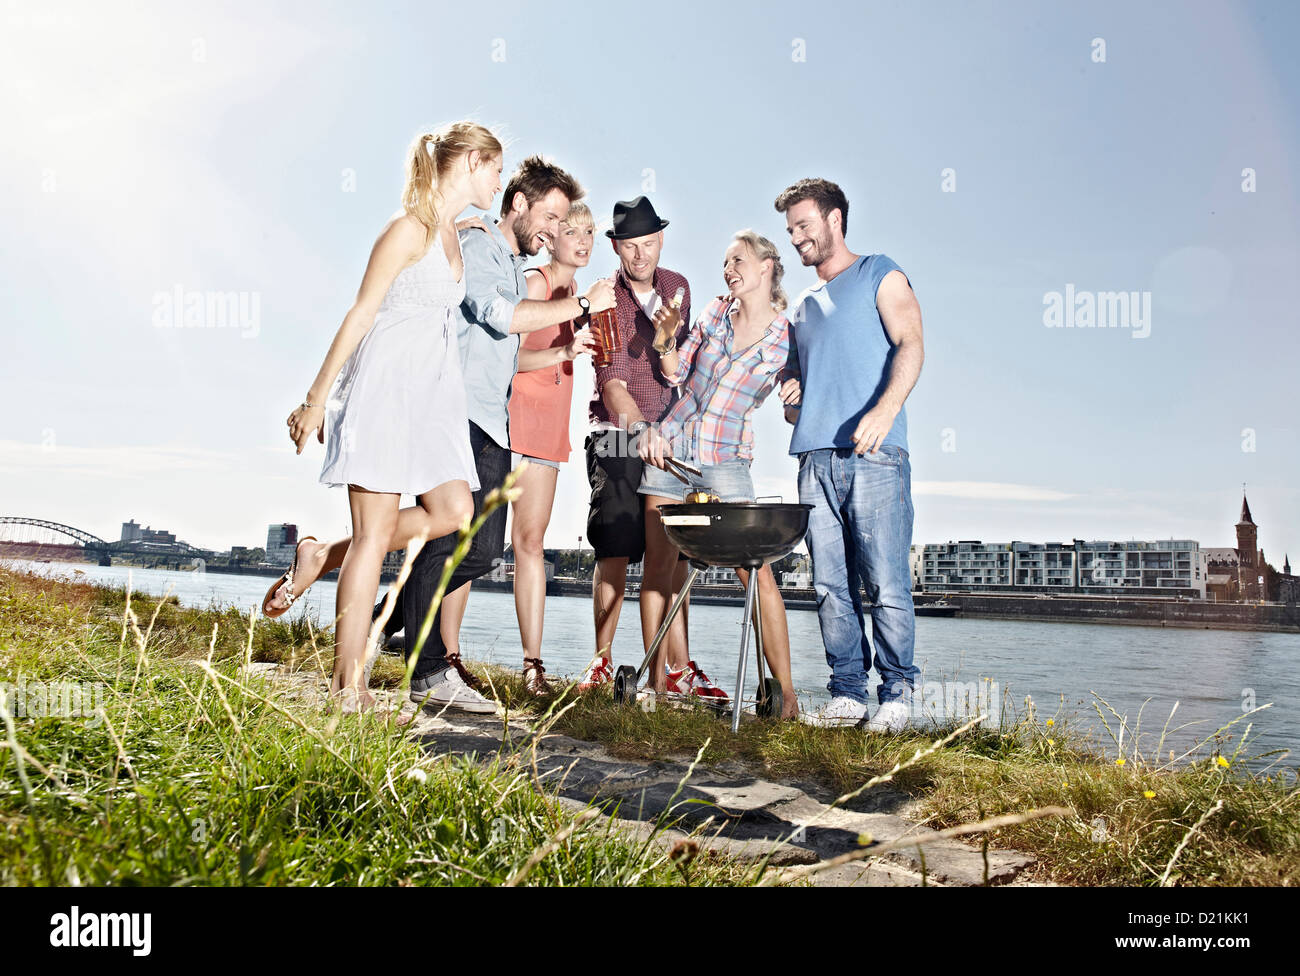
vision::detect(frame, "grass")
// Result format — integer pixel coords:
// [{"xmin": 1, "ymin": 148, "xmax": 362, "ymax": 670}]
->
[
  {"xmin": 486, "ymin": 663, "xmax": 1300, "ymax": 886},
  {"xmin": 6, "ymin": 556, "xmax": 1297, "ymax": 887},
  {"xmin": 0, "ymin": 564, "xmax": 751, "ymax": 886}
]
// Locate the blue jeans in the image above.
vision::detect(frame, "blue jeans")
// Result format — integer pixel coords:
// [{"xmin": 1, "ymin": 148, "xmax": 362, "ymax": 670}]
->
[{"xmin": 797, "ymin": 445, "xmax": 918, "ymax": 705}]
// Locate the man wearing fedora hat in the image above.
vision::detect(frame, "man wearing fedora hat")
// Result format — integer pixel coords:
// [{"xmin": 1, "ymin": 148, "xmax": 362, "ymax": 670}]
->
[{"xmin": 578, "ymin": 197, "xmax": 726, "ymax": 701}]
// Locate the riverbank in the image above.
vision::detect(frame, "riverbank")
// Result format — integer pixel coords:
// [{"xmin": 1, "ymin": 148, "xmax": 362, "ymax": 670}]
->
[
  {"xmin": 489, "ymin": 578, "xmax": 1300, "ymax": 632},
  {"xmin": 335, "ymin": 571, "xmax": 1300, "ymax": 632},
  {"xmin": 921, "ymin": 592, "xmax": 1300, "ymax": 633},
  {"xmin": 3, "ymin": 564, "xmax": 1295, "ymax": 886}
]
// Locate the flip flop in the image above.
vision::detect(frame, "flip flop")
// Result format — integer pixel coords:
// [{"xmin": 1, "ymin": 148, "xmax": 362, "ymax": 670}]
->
[{"xmin": 261, "ymin": 535, "xmax": 318, "ymax": 618}]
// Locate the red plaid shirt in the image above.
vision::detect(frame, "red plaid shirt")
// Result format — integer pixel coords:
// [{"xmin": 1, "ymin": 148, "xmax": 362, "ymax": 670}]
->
[{"xmin": 588, "ymin": 266, "xmax": 691, "ymax": 426}]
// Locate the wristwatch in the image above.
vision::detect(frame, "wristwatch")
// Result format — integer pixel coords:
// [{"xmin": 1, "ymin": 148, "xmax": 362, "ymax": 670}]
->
[
  {"xmin": 628, "ymin": 421, "xmax": 650, "ymax": 437},
  {"xmin": 576, "ymin": 296, "xmax": 590, "ymax": 315}
]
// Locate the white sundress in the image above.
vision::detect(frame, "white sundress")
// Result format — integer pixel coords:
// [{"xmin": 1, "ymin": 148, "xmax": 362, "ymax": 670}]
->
[{"xmin": 319, "ymin": 231, "xmax": 480, "ymax": 495}]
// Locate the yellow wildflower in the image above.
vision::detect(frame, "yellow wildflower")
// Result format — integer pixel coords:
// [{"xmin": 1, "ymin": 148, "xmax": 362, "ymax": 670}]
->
[
  {"xmin": 1143, "ymin": 790, "xmax": 1155, "ymax": 799},
  {"xmin": 1115, "ymin": 757, "xmax": 1126, "ymax": 766},
  {"xmin": 1216, "ymin": 756, "xmax": 1230, "ymax": 768}
]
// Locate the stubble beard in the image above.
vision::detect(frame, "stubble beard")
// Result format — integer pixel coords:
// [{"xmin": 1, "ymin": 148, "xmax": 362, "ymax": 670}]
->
[
  {"xmin": 513, "ymin": 212, "xmax": 544, "ymax": 257},
  {"xmin": 800, "ymin": 229, "xmax": 834, "ymax": 268},
  {"xmin": 623, "ymin": 260, "xmax": 656, "ymax": 287}
]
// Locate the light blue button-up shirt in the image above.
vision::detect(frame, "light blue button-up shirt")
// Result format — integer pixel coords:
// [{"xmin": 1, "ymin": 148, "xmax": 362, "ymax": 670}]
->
[{"xmin": 456, "ymin": 220, "xmax": 527, "ymax": 450}]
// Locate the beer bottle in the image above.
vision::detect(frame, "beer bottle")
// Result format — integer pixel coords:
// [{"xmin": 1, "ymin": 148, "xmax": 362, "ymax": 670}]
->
[{"xmin": 653, "ymin": 287, "xmax": 686, "ymax": 353}]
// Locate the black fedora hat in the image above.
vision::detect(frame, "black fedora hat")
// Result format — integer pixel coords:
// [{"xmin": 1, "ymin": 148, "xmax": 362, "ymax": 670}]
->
[{"xmin": 606, "ymin": 196, "xmax": 669, "ymax": 240}]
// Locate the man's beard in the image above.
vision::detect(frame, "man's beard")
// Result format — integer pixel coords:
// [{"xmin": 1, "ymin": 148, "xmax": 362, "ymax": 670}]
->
[
  {"xmin": 800, "ymin": 229, "xmax": 833, "ymax": 267},
  {"xmin": 512, "ymin": 213, "xmax": 544, "ymax": 257}
]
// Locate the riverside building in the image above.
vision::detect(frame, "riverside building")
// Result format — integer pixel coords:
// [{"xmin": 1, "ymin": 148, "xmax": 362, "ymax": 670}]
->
[{"xmin": 912, "ymin": 539, "xmax": 1205, "ymax": 598}]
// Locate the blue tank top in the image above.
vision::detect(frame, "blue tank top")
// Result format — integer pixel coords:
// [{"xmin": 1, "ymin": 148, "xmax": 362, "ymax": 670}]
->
[{"xmin": 787, "ymin": 253, "xmax": 909, "ymax": 455}]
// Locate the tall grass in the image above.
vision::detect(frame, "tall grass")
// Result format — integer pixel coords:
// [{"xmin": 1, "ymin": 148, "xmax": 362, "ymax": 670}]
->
[
  {"xmin": 7, "ymin": 495, "xmax": 1295, "ymax": 886},
  {"xmin": 0, "ymin": 479, "xmax": 758, "ymax": 886}
]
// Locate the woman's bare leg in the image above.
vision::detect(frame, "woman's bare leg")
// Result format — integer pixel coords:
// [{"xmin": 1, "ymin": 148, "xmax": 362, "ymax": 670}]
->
[
  {"xmin": 667, "ymin": 557, "xmax": 691, "ymax": 671},
  {"xmin": 736, "ymin": 564, "xmax": 797, "ymax": 718},
  {"xmin": 331, "ymin": 487, "xmax": 399, "ymax": 704},
  {"xmin": 511, "ymin": 463, "xmax": 559, "ymax": 661},
  {"xmin": 329, "ymin": 481, "xmax": 474, "ymax": 705},
  {"xmin": 267, "ymin": 480, "xmax": 474, "ymax": 612}
]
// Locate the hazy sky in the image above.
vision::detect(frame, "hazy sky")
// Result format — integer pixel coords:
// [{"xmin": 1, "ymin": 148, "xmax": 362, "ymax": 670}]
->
[{"xmin": 3, "ymin": 0, "xmax": 1298, "ymax": 566}]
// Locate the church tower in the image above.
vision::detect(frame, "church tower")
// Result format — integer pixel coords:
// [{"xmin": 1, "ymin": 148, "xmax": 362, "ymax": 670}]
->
[{"xmin": 1236, "ymin": 491, "xmax": 1257, "ymax": 569}]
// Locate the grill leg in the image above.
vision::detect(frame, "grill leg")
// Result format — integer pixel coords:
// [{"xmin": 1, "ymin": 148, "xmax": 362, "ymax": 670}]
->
[
  {"xmin": 634, "ymin": 565, "xmax": 700, "ymax": 683},
  {"xmin": 752, "ymin": 568, "xmax": 766, "ymax": 692},
  {"xmin": 732, "ymin": 568, "xmax": 759, "ymax": 733}
]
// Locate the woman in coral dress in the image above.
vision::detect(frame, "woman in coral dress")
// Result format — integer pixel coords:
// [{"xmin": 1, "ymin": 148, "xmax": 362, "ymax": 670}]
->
[{"xmin": 506, "ymin": 202, "xmax": 596, "ymax": 692}]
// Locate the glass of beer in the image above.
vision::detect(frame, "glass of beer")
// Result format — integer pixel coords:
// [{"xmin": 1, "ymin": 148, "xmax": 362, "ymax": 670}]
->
[{"xmin": 590, "ymin": 307, "xmax": 620, "ymax": 368}]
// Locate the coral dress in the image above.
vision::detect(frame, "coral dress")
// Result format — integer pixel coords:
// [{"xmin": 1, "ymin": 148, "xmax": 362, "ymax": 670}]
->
[
  {"xmin": 507, "ymin": 266, "xmax": 575, "ymax": 463},
  {"xmin": 319, "ymin": 232, "xmax": 480, "ymax": 495}
]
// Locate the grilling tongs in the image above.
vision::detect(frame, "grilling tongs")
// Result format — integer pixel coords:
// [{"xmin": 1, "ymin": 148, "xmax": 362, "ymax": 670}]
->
[{"xmin": 662, "ymin": 456, "xmax": 702, "ymax": 485}]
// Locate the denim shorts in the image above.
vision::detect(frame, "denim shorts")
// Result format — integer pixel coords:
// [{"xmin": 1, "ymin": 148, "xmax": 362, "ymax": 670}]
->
[
  {"xmin": 511, "ymin": 452, "xmax": 560, "ymax": 471},
  {"xmin": 639, "ymin": 454, "xmax": 756, "ymax": 502}
]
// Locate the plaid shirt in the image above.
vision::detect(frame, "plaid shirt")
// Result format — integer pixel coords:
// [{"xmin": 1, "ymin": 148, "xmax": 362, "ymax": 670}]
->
[
  {"xmin": 660, "ymin": 297, "xmax": 792, "ymax": 464},
  {"xmin": 588, "ymin": 266, "xmax": 691, "ymax": 426}
]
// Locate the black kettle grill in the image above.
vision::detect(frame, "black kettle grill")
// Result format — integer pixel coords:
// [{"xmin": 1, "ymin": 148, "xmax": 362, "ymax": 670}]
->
[{"xmin": 612, "ymin": 501, "xmax": 812, "ymax": 731}]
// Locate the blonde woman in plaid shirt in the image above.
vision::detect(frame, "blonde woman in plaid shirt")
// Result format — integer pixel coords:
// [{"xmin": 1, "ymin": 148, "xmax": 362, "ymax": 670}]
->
[{"xmin": 638, "ymin": 230, "xmax": 801, "ymax": 719}]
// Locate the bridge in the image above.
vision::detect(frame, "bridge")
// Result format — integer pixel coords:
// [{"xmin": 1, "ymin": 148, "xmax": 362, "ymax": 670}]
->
[{"xmin": 0, "ymin": 517, "xmax": 209, "ymax": 566}]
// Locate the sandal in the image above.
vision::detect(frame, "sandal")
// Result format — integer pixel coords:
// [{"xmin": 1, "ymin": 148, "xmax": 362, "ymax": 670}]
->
[
  {"xmin": 443, "ymin": 652, "xmax": 486, "ymax": 694},
  {"xmin": 261, "ymin": 535, "xmax": 318, "ymax": 618},
  {"xmin": 522, "ymin": 657, "xmax": 551, "ymax": 695}
]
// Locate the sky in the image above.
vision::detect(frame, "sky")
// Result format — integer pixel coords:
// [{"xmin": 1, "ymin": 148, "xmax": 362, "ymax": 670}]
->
[{"xmin": 2, "ymin": 0, "xmax": 1298, "ymax": 566}]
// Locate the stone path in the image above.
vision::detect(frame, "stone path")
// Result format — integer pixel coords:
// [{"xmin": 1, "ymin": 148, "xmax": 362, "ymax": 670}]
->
[
  {"xmin": 406, "ymin": 707, "xmax": 1044, "ymax": 887},
  {"xmin": 254, "ymin": 662, "xmax": 1044, "ymax": 886}
]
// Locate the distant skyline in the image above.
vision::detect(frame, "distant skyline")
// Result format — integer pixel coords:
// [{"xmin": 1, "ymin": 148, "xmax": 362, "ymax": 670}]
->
[{"xmin": 3, "ymin": 0, "xmax": 1297, "ymax": 566}]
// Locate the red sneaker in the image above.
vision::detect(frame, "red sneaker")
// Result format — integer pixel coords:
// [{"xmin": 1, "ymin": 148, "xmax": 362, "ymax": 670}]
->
[
  {"xmin": 666, "ymin": 660, "xmax": 730, "ymax": 703},
  {"xmin": 578, "ymin": 656, "xmax": 614, "ymax": 691}
]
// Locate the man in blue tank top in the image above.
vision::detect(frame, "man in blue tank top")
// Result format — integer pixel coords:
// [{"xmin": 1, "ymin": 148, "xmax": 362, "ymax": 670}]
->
[{"xmin": 774, "ymin": 179, "xmax": 925, "ymax": 731}]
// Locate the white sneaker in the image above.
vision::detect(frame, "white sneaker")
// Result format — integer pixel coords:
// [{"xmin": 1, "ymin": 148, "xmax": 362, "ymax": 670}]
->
[
  {"xmin": 409, "ymin": 664, "xmax": 499, "ymax": 715},
  {"xmin": 799, "ymin": 696, "xmax": 868, "ymax": 728},
  {"xmin": 865, "ymin": 700, "xmax": 910, "ymax": 734}
]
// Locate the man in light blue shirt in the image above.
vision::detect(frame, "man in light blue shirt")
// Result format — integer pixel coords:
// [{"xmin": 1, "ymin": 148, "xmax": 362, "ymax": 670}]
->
[
  {"xmin": 775, "ymin": 178, "xmax": 925, "ymax": 732},
  {"xmin": 456, "ymin": 217, "xmax": 530, "ymax": 451}
]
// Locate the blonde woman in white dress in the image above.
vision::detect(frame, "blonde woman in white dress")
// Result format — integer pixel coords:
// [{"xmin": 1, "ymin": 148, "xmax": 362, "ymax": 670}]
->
[{"xmin": 266, "ymin": 122, "xmax": 504, "ymax": 712}]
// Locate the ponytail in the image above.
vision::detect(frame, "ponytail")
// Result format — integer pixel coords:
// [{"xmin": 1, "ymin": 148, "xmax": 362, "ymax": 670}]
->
[{"xmin": 401, "ymin": 122, "xmax": 504, "ymax": 249}]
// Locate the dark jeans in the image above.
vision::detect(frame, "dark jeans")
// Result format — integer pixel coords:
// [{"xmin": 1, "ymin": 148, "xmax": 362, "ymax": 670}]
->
[{"xmin": 374, "ymin": 421, "xmax": 511, "ymax": 680}]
